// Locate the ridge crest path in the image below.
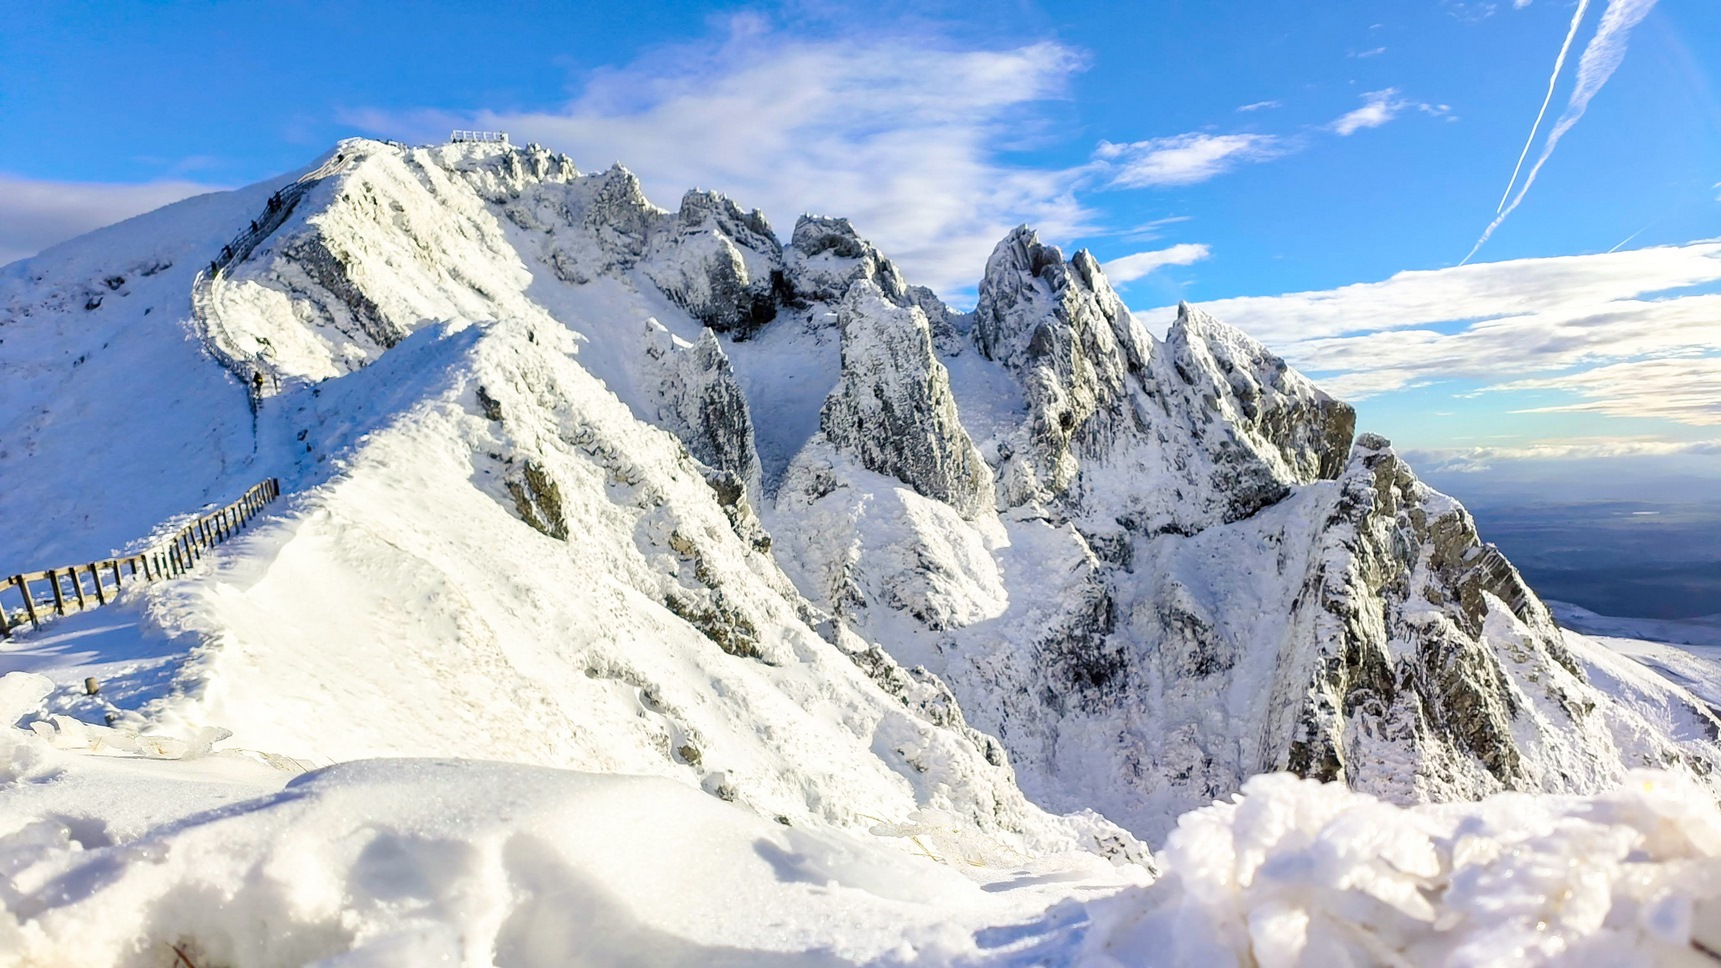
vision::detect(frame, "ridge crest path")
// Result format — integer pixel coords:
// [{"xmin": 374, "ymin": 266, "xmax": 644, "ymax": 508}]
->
[{"xmin": 191, "ymin": 149, "xmax": 356, "ymax": 394}]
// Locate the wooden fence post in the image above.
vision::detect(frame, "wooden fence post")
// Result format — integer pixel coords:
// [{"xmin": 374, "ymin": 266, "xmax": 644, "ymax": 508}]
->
[
  {"xmin": 17, "ymin": 576, "xmax": 39, "ymax": 629},
  {"xmin": 1, "ymin": 479, "xmax": 279, "ymax": 636}
]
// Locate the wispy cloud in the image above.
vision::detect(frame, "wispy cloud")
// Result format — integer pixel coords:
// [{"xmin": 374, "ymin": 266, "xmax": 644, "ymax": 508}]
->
[
  {"xmin": 0, "ymin": 174, "xmax": 219, "ymax": 266},
  {"xmin": 1236, "ymin": 100, "xmax": 1281, "ymax": 113},
  {"xmin": 1161, "ymin": 241, "xmax": 1721, "ymax": 342},
  {"xmin": 1406, "ymin": 438, "xmax": 1721, "ymax": 475},
  {"xmin": 1094, "ymin": 133, "xmax": 1284, "ymax": 188},
  {"xmin": 1493, "ymin": 357, "xmax": 1721, "ymax": 425},
  {"xmin": 343, "ymin": 21, "xmax": 1092, "ymax": 297},
  {"xmin": 1138, "ymin": 241, "xmax": 1721, "ymax": 431},
  {"xmin": 1351, "ymin": 47, "xmax": 1388, "ymax": 58},
  {"xmin": 1328, "ymin": 88, "xmax": 1448, "ymax": 136},
  {"xmin": 1101, "ymin": 243, "xmax": 1211, "ymax": 283},
  {"xmin": 1117, "ymin": 215, "xmax": 1194, "ymax": 244},
  {"xmin": 1465, "ymin": 0, "xmax": 1660, "ymax": 262}
]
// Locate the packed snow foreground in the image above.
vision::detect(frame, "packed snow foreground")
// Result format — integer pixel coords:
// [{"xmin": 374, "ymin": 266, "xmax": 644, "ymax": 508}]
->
[{"xmin": 2, "ymin": 138, "xmax": 1720, "ymax": 965}]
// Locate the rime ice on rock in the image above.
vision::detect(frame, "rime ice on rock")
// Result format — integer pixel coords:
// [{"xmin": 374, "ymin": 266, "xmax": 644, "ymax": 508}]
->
[
  {"xmin": 818, "ymin": 283, "xmax": 993, "ymax": 519},
  {"xmin": 642, "ymin": 320, "xmax": 764, "ymax": 504},
  {"xmin": 643, "ymin": 191, "xmax": 786, "ymax": 338}
]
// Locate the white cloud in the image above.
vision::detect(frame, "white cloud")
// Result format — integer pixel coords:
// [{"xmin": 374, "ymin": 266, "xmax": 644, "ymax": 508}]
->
[
  {"xmin": 1352, "ymin": 47, "xmax": 1388, "ymax": 58},
  {"xmin": 1493, "ymin": 357, "xmax": 1721, "ymax": 425},
  {"xmin": 1094, "ymin": 133, "xmax": 1284, "ymax": 188},
  {"xmin": 1137, "ymin": 241, "xmax": 1721, "ymax": 432},
  {"xmin": 0, "ymin": 174, "xmax": 218, "ymax": 266},
  {"xmin": 1406, "ymin": 438, "xmax": 1721, "ymax": 471},
  {"xmin": 1236, "ymin": 100, "xmax": 1281, "ymax": 112},
  {"xmin": 1156, "ymin": 241, "xmax": 1721, "ymax": 343},
  {"xmin": 1328, "ymin": 88, "xmax": 1445, "ymax": 136},
  {"xmin": 1101, "ymin": 243, "xmax": 1211, "ymax": 283},
  {"xmin": 342, "ymin": 24, "xmax": 1092, "ymax": 297},
  {"xmin": 1283, "ymin": 292, "xmax": 1721, "ymax": 398}
]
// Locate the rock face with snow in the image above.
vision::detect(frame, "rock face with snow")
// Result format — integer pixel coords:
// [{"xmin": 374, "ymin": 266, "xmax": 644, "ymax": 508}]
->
[
  {"xmin": 818, "ymin": 283, "xmax": 992, "ymax": 519},
  {"xmin": 2, "ymin": 136, "xmax": 1717, "ymax": 861},
  {"xmin": 643, "ymin": 191, "xmax": 786, "ymax": 337}
]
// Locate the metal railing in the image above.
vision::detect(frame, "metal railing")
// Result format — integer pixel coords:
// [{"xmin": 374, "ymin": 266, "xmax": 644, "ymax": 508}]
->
[
  {"xmin": 450, "ymin": 130, "xmax": 509, "ymax": 144},
  {"xmin": 192, "ymin": 149, "xmax": 355, "ymax": 391},
  {"xmin": 0, "ymin": 479, "xmax": 281, "ymax": 638}
]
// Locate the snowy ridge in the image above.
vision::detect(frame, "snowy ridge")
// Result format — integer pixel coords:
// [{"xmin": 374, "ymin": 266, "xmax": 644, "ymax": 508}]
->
[
  {"xmin": 0, "ymin": 138, "xmax": 1139, "ymax": 869},
  {"xmin": 3, "ymin": 137, "xmax": 1721, "ymax": 964}
]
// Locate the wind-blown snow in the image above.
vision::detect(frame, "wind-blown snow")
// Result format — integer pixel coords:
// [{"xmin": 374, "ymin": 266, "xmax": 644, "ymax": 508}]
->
[
  {"xmin": 5, "ymin": 680, "xmax": 1719, "ymax": 966},
  {"xmin": 0, "ymin": 677, "xmax": 1141, "ymax": 967}
]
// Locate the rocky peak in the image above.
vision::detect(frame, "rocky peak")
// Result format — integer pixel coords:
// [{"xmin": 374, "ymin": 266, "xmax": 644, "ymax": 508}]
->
[
  {"xmin": 971, "ymin": 226, "xmax": 1066, "ymax": 366},
  {"xmin": 785, "ymin": 214, "xmax": 910, "ymax": 305},
  {"xmin": 641, "ymin": 189, "xmax": 787, "ymax": 339},
  {"xmin": 583, "ymin": 164, "xmax": 665, "ymax": 267},
  {"xmin": 674, "ymin": 191, "xmax": 780, "ymax": 258},
  {"xmin": 970, "ymin": 227, "xmax": 1155, "ymax": 506},
  {"xmin": 1164, "ymin": 301, "xmax": 1356, "ymax": 493},
  {"xmin": 817, "ymin": 282, "xmax": 993, "ymax": 518}
]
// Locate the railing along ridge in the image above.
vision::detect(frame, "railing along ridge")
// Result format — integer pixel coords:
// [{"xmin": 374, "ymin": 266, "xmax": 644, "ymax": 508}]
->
[
  {"xmin": 0, "ymin": 478, "xmax": 281, "ymax": 638},
  {"xmin": 193, "ymin": 149, "xmax": 356, "ymax": 390}
]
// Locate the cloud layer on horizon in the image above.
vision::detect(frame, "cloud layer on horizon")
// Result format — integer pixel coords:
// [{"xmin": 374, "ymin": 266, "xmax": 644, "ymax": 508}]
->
[
  {"xmin": 1140, "ymin": 240, "xmax": 1721, "ymax": 438},
  {"xmin": 0, "ymin": 175, "xmax": 219, "ymax": 266}
]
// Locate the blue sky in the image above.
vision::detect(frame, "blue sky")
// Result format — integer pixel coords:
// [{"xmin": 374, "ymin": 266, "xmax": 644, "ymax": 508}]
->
[{"xmin": 3, "ymin": 0, "xmax": 1718, "ymax": 484}]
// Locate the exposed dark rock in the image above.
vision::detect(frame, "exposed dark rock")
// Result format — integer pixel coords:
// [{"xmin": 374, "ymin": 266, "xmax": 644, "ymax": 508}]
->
[{"xmin": 505, "ymin": 459, "xmax": 567, "ymax": 540}]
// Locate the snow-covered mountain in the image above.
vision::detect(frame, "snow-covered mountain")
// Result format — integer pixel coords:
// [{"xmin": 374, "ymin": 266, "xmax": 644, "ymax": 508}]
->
[{"xmin": 2, "ymin": 135, "xmax": 1717, "ymax": 863}]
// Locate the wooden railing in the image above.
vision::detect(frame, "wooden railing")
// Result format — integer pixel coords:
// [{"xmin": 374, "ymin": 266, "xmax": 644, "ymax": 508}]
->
[{"xmin": 0, "ymin": 479, "xmax": 281, "ymax": 638}]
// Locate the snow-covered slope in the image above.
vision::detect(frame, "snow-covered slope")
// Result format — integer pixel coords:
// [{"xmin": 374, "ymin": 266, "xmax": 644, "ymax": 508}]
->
[
  {"xmin": 2, "ymin": 136, "xmax": 1717, "ymax": 868},
  {"xmin": 0, "ymin": 140, "xmax": 1138, "ymax": 867},
  {"xmin": 5, "ymin": 682, "xmax": 1718, "ymax": 967}
]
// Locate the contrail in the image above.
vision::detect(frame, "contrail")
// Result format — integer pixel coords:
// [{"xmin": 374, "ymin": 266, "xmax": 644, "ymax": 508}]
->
[
  {"xmin": 1496, "ymin": 0, "xmax": 1592, "ymax": 213},
  {"xmin": 1464, "ymin": 0, "xmax": 1659, "ymax": 264},
  {"xmin": 1608, "ymin": 222, "xmax": 1652, "ymax": 252}
]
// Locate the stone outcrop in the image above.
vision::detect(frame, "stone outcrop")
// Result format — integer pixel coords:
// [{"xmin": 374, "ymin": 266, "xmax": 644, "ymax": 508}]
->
[
  {"xmin": 818, "ymin": 283, "xmax": 993, "ymax": 519},
  {"xmin": 642, "ymin": 320, "xmax": 764, "ymax": 502},
  {"xmin": 643, "ymin": 191, "xmax": 786, "ymax": 337}
]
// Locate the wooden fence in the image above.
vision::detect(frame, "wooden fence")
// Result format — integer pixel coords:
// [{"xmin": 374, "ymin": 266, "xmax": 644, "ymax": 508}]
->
[{"xmin": 0, "ymin": 478, "xmax": 281, "ymax": 638}]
